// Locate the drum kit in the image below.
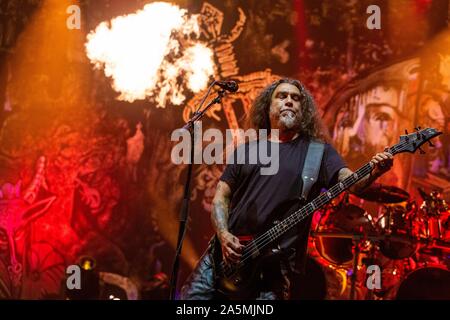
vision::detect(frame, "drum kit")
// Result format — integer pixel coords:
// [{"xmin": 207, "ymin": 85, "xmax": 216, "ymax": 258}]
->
[{"xmin": 308, "ymin": 184, "xmax": 450, "ymax": 300}]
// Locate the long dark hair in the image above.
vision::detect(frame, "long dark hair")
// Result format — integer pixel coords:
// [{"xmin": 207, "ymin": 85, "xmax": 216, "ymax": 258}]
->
[{"xmin": 247, "ymin": 78, "xmax": 329, "ymax": 141}]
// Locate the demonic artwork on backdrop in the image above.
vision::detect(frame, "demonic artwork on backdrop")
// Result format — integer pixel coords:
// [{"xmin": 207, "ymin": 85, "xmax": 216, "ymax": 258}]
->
[
  {"xmin": 198, "ymin": 3, "xmax": 245, "ymax": 79},
  {"xmin": 324, "ymin": 56, "xmax": 450, "ymax": 199},
  {"xmin": 411, "ymin": 52, "xmax": 450, "ymax": 199},
  {"xmin": 0, "ymin": 106, "xmax": 138, "ymax": 298},
  {"xmin": 60, "ymin": 120, "xmax": 132, "ymax": 276},
  {"xmin": 331, "ymin": 84, "xmax": 410, "ymax": 187},
  {"xmin": 71, "ymin": 174, "xmax": 126, "ymax": 271},
  {"xmin": 0, "ymin": 156, "xmax": 64, "ymax": 298}
]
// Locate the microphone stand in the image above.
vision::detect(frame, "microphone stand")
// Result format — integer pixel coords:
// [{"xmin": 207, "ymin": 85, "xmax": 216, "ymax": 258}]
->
[{"xmin": 169, "ymin": 88, "xmax": 227, "ymax": 300}]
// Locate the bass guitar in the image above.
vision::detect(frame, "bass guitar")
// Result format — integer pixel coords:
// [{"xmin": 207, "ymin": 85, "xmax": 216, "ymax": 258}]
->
[{"xmin": 212, "ymin": 127, "xmax": 441, "ymax": 298}]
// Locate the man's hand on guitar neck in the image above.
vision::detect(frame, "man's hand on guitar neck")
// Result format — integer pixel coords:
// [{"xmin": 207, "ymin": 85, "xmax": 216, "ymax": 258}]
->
[
  {"xmin": 217, "ymin": 230, "xmax": 244, "ymax": 264},
  {"xmin": 340, "ymin": 150, "xmax": 394, "ymax": 195},
  {"xmin": 369, "ymin": 150, "xmax": 394, "ymax": 177}
]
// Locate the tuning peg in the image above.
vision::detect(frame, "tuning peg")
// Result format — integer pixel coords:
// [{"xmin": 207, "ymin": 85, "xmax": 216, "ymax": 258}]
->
[
  {"xmin": 414, "ymin": 126, "xmax": 422, "ymax": 131},
  {"xmin": 428, "ymin": 140, "xmax": 435, "ymax": 147},
  {"xmin": 404, "ymin": 129, "xmax": 409, "ymax": 141},
  {"xmin": 419, "ymin": 147, "xmax": 426, "ymax": 154}
]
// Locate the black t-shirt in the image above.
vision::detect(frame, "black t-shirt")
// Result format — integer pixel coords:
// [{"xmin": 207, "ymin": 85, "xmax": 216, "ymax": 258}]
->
[{"xmin": 220, "ymin": 136, "xmax": 347, "ymax": 272}]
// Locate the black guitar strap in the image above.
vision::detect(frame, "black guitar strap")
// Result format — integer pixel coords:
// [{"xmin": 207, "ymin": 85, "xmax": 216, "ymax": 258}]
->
[
  {"xmin": 300, "ymin": 140, "xmax": 325, "ymax": 201},
  {"xmin": 294, "ymin": 140, "xmax": 324, "ymax": 276}
]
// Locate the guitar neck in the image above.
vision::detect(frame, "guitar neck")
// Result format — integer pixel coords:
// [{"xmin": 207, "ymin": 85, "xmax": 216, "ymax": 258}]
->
[{"xmin": 256, "ymin": 161, "xmax": 374, "ymax": 250}]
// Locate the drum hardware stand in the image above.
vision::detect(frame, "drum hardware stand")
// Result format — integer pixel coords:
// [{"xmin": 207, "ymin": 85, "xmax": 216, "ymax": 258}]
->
[
  {"xmin": 437, "ymin": 219, "xmax": 443, "ymax": 240},
  {"xmin": 383, "ymin": 205, "xmax": 393, "ymax": 235},
  {"xmin": 349, "ymin": 234, "xmax": 382, "ymax": 300},
  {"xmin": 350, "ymin": 238, "xmax": 361, "ymax": 300},
  {"xmin": 362, "ymin": 245, "xmax": 378, "ymax": 300},
  {"xmin": 349, "ymin": 233, "xmax": 374, "ymax": 300}
]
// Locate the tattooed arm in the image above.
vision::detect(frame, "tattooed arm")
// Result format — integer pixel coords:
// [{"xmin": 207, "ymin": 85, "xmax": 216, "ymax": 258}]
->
[
  {"xmin": 211, "ymin": 181, "xmax": 243, "ymax": 264},
  {"xmin": 339, "ymin": 151, "xmax": 394, "ymax": 194}
]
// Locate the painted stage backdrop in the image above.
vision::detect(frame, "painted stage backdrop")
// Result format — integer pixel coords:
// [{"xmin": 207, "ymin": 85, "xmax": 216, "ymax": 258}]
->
[{"xmin": 0, "ymin": 0, "xmax": 448, "ymax": 298}]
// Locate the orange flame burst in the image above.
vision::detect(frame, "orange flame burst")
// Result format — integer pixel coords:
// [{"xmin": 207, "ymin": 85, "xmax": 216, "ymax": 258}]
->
[{"xmin": 85, "ymin": 2, "xmax": 215, "ymax": 106}]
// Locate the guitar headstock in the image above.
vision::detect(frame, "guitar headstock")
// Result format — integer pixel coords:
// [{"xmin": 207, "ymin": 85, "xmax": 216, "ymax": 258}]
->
[{"xmin": 393, "ymin": 127, "xmax": 442, "ymax": 155}]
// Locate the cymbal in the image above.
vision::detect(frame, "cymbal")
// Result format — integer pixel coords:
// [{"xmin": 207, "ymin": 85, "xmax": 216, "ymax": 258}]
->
[{"xmin": 357, "ymin": 183, "xmax": 409, "ymax": 203}]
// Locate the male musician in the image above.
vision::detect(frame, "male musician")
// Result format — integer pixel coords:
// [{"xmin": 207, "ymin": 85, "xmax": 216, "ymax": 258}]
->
[{"xmin": 180, "ymin": 78, "xmax": 393, "ymax": 300}]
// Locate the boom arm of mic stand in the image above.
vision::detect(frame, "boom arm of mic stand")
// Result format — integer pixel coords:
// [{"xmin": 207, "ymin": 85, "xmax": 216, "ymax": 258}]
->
[
  {"xmin": 182, "ymin": 89, "xmax": 226, "ymax": 130},
  {"xmin": 169, "ymin": 88, "xmax": 226, "ymax": 300}
]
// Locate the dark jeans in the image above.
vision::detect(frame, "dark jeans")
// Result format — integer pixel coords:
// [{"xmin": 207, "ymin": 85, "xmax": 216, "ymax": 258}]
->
[{"xmin": 179, "ymin": 247, "xmax": 291, "ymax": 300}]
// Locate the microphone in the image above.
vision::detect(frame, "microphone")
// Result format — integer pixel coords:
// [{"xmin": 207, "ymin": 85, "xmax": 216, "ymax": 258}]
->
[{"xmin": 214, "ymin": 80, "xmax": 239, "ymax": 92}]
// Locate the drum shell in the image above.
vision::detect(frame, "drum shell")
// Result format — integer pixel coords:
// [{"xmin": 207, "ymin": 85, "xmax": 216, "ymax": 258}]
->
[
  {"xmin": 418, "ymin": 213, "xmax": 450, "ymax": 241},
  {"xmin": 314, "ymin": 204, "xmax": 375, "ymax": 266},
  {"xmin": 394, "ymin": 265, "xmax": 450, "ymax": 300},
  {"xmin": 377, "ymin": 204, "xmax": 419, "ymax": 260}
]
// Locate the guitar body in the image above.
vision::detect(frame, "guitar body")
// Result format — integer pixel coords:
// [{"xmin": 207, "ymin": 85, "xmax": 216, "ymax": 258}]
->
[
  {"xmin": 212, "ymin": 198, "xmax": 302, "ymax": 299},
  {"xmin": 212, "ymin": 235, "xmax": 284, "ymax": 299}
]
